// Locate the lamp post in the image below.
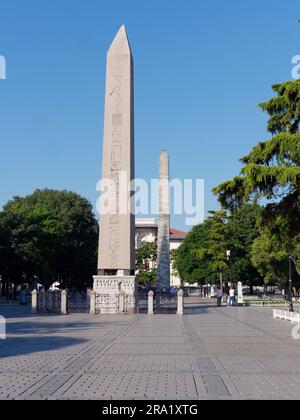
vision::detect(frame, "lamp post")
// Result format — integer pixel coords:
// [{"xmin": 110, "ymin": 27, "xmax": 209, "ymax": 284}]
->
[{"xmin": 226, "ymin": 250, "xmax": 231, "ymax": 288}]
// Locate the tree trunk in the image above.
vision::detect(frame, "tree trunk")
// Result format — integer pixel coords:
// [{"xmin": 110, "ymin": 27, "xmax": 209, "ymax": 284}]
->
[{"xmin": 219, "ymin": 269, "xmax": 224, "ymax": 291}]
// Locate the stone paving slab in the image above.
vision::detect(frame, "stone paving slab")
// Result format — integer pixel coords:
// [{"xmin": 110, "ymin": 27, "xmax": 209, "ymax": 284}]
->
[{"xmin": 0, "ymin": 302, "xmax": 300, "ymax": 399}]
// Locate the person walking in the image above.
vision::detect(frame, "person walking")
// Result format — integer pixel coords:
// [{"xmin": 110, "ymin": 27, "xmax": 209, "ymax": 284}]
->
[
  {"xmin": 19, "ymin": 288, "xmax": 28, "ymax": 306},
  {"xmin": 229, "ymin": 286, "xmax": 235, "ymax": 306},
  {"xmin": 217, "ymin": 286, "xmax": 223, "ymax": 307}
]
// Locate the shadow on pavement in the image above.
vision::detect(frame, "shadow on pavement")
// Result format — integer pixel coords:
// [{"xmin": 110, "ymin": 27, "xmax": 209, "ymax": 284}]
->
[
  {"xmin": 0, "ymin": 305, "xmax": 32, "ymax": 319},
  {"xmin": 0, "ymin": 335, "xmax": 88, "ymax": 358},
  {"xmin": 184, "ymin": 298, "xmax": 230, "ymax": 314}
]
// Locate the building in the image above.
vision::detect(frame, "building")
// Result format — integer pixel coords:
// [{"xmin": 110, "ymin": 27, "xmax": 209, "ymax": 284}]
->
[{"xmin": 135, "ymin": 218, "xmax": 187, "ymax": 287}]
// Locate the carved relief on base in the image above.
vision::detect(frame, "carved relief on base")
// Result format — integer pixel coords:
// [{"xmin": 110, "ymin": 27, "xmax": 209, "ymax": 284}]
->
[{"xmin": 93, "ymin": 275, "xmax": 137, "ymax": 314}]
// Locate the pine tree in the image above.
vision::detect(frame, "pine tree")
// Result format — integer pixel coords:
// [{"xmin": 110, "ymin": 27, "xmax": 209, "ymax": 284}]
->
[{"xmin": 213, "ymin": 80, "xmax": 300, "ymax": 276}]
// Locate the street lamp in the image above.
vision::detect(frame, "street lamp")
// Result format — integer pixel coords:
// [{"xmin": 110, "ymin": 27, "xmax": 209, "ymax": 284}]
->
[{"xmin": 226, "ymin": 250, "xmax": 232, "ymax": 289}]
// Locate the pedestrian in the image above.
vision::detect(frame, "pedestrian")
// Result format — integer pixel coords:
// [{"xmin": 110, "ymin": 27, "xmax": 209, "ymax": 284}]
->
[
  {"xmin": 19, "ymin": 288, "xmax": 28, "ymax": 306},
  {"xmin": 217, "ymin": 286, "xmax": 223, "ymax": 307},
  {"xmin": 229, "ymin": 286, "xmax": 235, "ymax": 306}
]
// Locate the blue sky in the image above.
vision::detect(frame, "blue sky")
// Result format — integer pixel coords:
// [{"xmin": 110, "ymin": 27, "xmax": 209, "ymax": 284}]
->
[{"xmin": 0, "ymin": 0, "xmax": 299, "ymax": 230}]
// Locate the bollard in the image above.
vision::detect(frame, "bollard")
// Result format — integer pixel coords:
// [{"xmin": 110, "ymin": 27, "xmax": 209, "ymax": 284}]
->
[
  {"xmin": 31, "ymin": 289, "xmax": 38, "ymax": 313},
  {"xmin": 61, "ymin": 290, "xmax": 68, "ymax": 315},
  {"xmin": 177, "ymin": 289, "xmax": 184, "ymax": 316},
  {"xmin": 148, "ymin": 291, "xmax": 154, "ymax": 315},
  {"xmin": 90, "ymin": 290, "xmax": 96, "ymax": 315}
]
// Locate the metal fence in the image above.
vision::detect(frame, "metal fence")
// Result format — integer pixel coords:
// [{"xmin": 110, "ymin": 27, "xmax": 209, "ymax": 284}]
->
[
  {"xmin": 137, "ymin": 291, "xmax": 178, "ymax": 314},
  {"xmin": 0, "ymin": 293, "xmax": 31, "ymax": 305},
  {"xmin": 37, "ymin": 291, "xmax": 61, "ymax": 313},
  {"xmin": 137, "ymin": 291, "xmax": 148, "ymax": 314},
  {"xmin": 68, "ymin": 292, "xmax": 90, "ymax": 313},
  {"xmin": 156, "ymin": 291, "xmax": 178, "ymax": 314},
  {"xmin": 32, "ymin": 289, "xmax": 182, "ymax": 315},
  {"xmin": 95, "ymin": 294, "xmax": 118, "ymax": 314}
]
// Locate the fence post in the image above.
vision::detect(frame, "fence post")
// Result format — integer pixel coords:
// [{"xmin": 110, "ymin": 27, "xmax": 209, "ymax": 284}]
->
[
  {"xmin": 32, "ymin": 289, "xmax": 38, "ymax": 313},
  {"xmin": 177, "ymin": 289, "xmax": 184, "ymax": 316},
  {"xmin": 148, "ymin": 291, "xmax": 154, "ymax": 315},
  {"xmin": 90, "ymin": 290, "xmax": 96, "ymax": 315},
  {"xmin": 61, "ymin": 290, "xmax": 68, "ymax": 315}
]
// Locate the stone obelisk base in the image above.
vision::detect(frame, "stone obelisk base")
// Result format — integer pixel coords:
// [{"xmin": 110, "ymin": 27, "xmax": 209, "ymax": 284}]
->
[{"xmin": 93, "ymin": 275, "xmax": 137, "ymax": 314}]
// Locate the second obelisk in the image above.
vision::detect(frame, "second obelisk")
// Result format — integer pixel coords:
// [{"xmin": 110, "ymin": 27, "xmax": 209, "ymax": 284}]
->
[
  {"xmin": 93, "ymin": 26, "xmax": 136, "ymax": 314},
  {"xmin": 157, "ymin": 150, "xmax": 171, "ymax": 290}
]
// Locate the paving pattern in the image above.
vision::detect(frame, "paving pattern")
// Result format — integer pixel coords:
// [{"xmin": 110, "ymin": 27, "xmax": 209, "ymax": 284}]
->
[{"xmin": 0, "ymin": 299, "xmax": 300, "ymax": 400}]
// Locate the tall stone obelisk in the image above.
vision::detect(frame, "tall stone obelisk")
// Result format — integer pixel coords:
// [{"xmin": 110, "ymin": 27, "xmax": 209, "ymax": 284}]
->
[
  {"xmin": 157, "ymin": 150, "xmax": 170, "ymax": 290},
  {"xmin": 93, "ymin": 26, "xmax": 136, "ymax": 314}
]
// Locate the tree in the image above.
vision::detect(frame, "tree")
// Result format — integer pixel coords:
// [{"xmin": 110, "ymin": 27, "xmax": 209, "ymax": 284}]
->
[
  {"xmin": 135, "ymin": 242, "xmax": 157, "ymax": 286},
  {"xmin": 174, "ymin": 207, "xmax": 262, "ymax": 289},
  {"xmin": 170, "ymin": 249, "xmax": 180, "ymax": 284},
  {"xmin": 227, "ymin": 205, "xmax": 263, "ymax": 291},
  {"xmin": 251, "ymin": 229, "xmax": 288, "ymax": 287},
  {"xmin": 0, "ymin": 189, "xmax": 98, "ymax": 291},
  {"xmin": 0, "ymin": 213, "xmax": 23, "ymax": 296},
  {"xmin": 213, "ymin": 80, "xmax": 300, "ymax": 283},
  {"xmin": 174, "ymin": 212, "xmax": 229, "ymax": 287},
  {"xmin": 205, "ymin": 211, "xmax": 229, "ymax": 290},
  {"xmin": 174, "ymin": 222, "xmax": 213, "ymax": 285}
]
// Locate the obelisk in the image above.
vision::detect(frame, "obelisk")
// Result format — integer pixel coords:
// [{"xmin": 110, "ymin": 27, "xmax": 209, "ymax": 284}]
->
[
  {"xmin": 93, "ymin": 26, "xmax": 136, "ymax": 314},
  {"xmin": 157, "ymin": 150, "xmax": 170, "ymax": 290}
]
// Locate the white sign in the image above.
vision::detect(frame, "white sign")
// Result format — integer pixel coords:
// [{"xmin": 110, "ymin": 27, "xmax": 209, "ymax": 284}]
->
[{"xmin": 0, "ymin": 55, "xmax": 6, "ymax": 80}]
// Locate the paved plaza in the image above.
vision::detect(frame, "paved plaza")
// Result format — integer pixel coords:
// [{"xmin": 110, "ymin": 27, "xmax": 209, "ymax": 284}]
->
[{"xmin": 1, "ymin": 299, "xmax": 300, "ymax": 400}]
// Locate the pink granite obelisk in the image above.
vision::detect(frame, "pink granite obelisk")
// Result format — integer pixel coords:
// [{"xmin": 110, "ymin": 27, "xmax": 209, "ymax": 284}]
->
[{"xmin": 93, "ymin": 26, "xmax": 136, "ymax": 314}]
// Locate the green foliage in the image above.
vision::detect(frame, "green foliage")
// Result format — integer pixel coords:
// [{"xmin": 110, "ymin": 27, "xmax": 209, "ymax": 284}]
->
[
  {"xmin": 251, "ymin": 221, "xmax": 300, "ymax": 287},
  {"xmin": 227, "ymin": 205, "xmax": 263, "ymax": 286},
  {"xmin": 135, "ymin": 242, "xmax": 157, "ymax": 286},
  {"xmin": 251, "ymin": 230, "xmax": 288, "ymax": 286},
  {"xmin": 175, "ymin": 211, "xmax": 229, "ymax": 285},
  {"xmin": 204, "ymin": 210, "xmax": 229, "ymax": 274},
  {"xmin": 174, "ymin": 205, "xmax": 263, "ymax": 287},
  {"xmin": 170, "ymin": 249, "xmax": 180, "ymax": 279},
  {"xmin": 174, "ymin": 222, "xmax": 215, "ymax": 285},
  {"xmin": 0, "ymin": 189, "xmax": 98, "ymax": 290},
  {"xmin": 213, "ymin": 80, "xmax": 300, "ymax": 283},
  {"xmin": 213, "ymin": 81, "xmax": 300, "ymax": 210},
  {"xmin": 259, "ymin": 81, "xmax": 300, "ymax": 135}
]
